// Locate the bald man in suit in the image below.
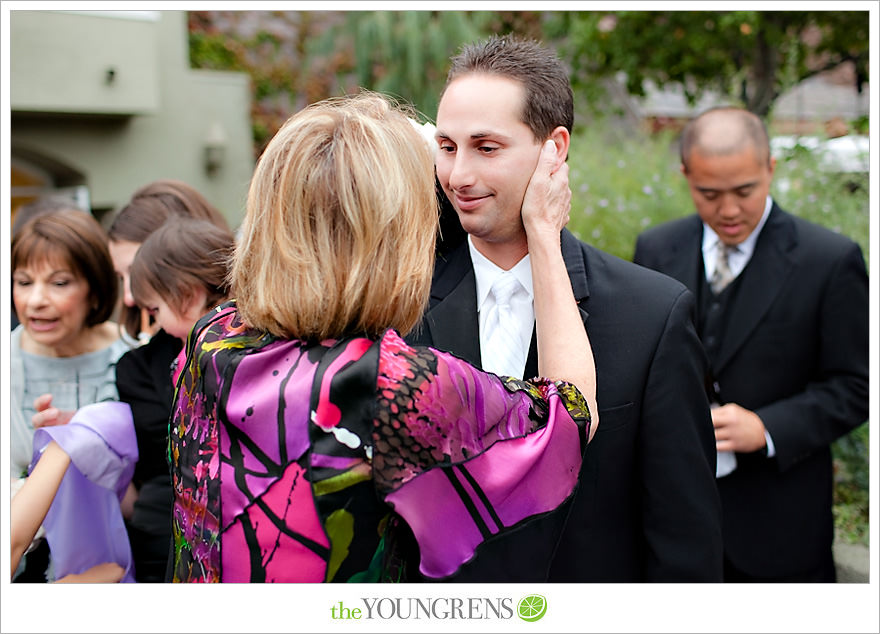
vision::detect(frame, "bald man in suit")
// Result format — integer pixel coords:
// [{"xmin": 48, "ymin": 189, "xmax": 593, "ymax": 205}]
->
[{"xmin": 633, "ymin": 106, "xmax": 869, "ymax": 582}]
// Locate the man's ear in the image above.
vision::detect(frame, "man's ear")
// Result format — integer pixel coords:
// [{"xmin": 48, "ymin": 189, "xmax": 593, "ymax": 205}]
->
[{"xmin": 548, "ymin": 126, "xmax": 571, "ymax": 171}]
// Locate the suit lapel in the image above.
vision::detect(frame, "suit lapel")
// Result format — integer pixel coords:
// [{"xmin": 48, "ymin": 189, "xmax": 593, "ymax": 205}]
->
[
  {"xmin": 425, "ymin": 244, "xmax": 482, "ymax": 368},
  {"xmin": 525, "ymin": 230, "xmax": 590, "ymax": 379},
  {"xmin": 715, "ymin": 205, "xmax": 797, "ymax": 374},
  {"xmin": 430, "ymin": 231, "xmax": 593, "ymax": 379}
]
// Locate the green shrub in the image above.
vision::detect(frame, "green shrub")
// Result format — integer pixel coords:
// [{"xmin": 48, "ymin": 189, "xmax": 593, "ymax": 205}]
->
[
  {"xmin": 566, "ymin": 120, "xmax": 870, "ymax": 544},
  {"xmin": 832, "ymin": 423, "xmax": 870, "ymax": 545},
  {"xmin": 567, "ymin": 127, "xmax": 690, "ymax": 259}
]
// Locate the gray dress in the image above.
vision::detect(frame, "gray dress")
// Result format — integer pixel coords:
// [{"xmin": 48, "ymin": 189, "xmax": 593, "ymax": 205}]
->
[{"xmin": 10, "ymin": 325, "xmax": 131, "ymax": 479}]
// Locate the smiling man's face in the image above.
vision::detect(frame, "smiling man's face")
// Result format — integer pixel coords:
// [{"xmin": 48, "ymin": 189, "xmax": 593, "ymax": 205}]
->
[{"xmin": 435, "ymin": 73, "xmax": 544, "ymax": 252}]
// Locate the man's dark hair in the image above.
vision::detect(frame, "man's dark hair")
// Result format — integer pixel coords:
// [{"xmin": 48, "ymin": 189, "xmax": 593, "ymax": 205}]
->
[{"xmin": 444, "ymin": 34, "xmax": 573, "ymax": 140}]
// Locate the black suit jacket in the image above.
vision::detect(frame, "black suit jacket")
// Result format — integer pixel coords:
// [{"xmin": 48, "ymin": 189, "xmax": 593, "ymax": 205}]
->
[
  {"xmin": 633, "ymin": 203, "xmax": 869, "ymax": 577},
  {"xmin": 407, "ymin": 229, "xmax": 723, "ymax": 581}
]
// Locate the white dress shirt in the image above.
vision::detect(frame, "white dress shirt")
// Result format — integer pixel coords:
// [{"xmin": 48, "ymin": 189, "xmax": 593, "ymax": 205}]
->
[{"xmin": 469, "ymin": 236, "xmax": 534, "ymax": 378}]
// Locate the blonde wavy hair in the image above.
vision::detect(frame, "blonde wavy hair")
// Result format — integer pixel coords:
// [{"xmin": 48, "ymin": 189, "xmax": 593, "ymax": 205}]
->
[{"xmin": 231, "ymin": 91, "xmax": 439, "ymax": 340}]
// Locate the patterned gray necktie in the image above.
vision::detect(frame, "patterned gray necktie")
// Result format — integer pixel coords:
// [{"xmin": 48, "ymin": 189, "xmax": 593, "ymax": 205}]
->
[
  {"xmin": 482, "ymin": 272, "xmax": 525, "ymax": 377},
  {"xmin": 710, "ymin": 243, "xmax": 737, "ymax": 294}
]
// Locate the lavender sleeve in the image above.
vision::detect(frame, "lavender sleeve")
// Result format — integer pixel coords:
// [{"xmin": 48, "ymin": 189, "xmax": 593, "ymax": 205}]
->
[{"xmin": 31, "ymin": 402, "xmax": 139, "ymax": 582}]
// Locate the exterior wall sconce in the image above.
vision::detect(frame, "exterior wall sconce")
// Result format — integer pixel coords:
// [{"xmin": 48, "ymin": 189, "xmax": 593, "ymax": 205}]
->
[{"xmin": 204, "ymin": 122, "xmax": 227, "ymax": 176}]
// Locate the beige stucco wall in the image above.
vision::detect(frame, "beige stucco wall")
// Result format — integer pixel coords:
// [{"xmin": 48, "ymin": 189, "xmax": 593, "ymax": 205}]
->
[{"xmin": 10, "ymin": 10, "xmax": 253, "ymax": 229}]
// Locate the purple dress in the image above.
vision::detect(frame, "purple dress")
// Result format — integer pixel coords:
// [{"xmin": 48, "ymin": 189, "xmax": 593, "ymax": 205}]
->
[{"xmin": 170, "ymin": 301, "xmax": 590, "ymax": 582}]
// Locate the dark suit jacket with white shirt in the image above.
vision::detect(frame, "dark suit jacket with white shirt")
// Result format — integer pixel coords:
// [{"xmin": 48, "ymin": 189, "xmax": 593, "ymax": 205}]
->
[
  {"xmin": 407, "ymin": 228, "xmax": 723, "ymax": 582},
  {"xmin": 633, "ymin": 202, "xmax": 869, "ymax": 578}
]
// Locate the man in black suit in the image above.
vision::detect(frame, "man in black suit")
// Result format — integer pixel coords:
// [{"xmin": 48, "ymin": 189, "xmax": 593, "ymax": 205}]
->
[
  {"xmin": 633, "ymin": 106, "xmax": 869, "ymax": 582},
  {"xmin": 407, "ymin": 34, "xmax": 723, "ymax": 582}
]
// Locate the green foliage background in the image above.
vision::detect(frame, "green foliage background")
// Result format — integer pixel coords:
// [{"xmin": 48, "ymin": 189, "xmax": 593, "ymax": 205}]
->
[
  {"xmin": 546, "ymin": 11, "xmax": 870, "ymax": 116},
  {"xmin": 189, "ymin": 10, "xmax": 869, "ymax": 153}
]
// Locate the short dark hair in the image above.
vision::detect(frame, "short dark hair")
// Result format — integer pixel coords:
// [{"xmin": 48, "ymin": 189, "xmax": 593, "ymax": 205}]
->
[
  {"xmin": 108, "ymin": 179, "xmax": 229, "ymax": 244},
  {"xmin": 108, "ymin": 179, "xmax": 230, "ymax": 338},
  {"xmin": 12, "ymin": 210, "xmax": 118, "ymax": 327},
  {"xmin": 444, "ymin": 34, "xmax": 573, "ymax": 140},
  {"xmin": 130, "ymin": 217, "xmax": 234, "ymax": 317},
  {"xmin": 680, "ymin": 106, "xmax": 771, "ymax": 170}
]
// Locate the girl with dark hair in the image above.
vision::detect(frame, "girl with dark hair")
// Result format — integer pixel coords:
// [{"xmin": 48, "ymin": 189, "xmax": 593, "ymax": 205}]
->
[
  {"xmin": 105, "ymin": 181, "xmax": 232, "ymax": 583},
  {"xmin": 107, "ymin": 178, "xmax": 230, "ymax": 343}
]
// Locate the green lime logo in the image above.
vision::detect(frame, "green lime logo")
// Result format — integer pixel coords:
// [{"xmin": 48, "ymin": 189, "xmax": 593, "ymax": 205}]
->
[{"xmin": 517, "ymin": 594, "xmax": 547, "ymax": 622}]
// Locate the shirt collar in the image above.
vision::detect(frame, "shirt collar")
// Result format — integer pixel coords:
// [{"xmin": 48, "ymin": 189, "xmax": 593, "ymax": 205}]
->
[
  {"xmin": 468, "ymin": 235, "xmax": 533, "ymax": 311},
  {"xmin": 702, "ymin": 195, "xmax": 773, "ymax": 258}
]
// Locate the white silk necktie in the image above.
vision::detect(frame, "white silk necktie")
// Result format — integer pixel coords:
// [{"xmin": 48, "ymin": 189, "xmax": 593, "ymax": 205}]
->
[{"xmin": 482, "ymin": 272, "xmax": 525, "ymax": 378}]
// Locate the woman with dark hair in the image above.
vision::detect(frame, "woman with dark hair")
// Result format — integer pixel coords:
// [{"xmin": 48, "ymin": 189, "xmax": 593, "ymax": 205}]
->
[
  {"xmin": 103, "ymin": 180, "xmax": 232, "ymax": 582},
  {"xmin": 11, "ymin": 209, "xmax": 130, "ymax": 581},
  {"xmin": 107, "ymin": 179, "xmax": 230, "ymax": 343},
  {"xmin": 10, "ymin": 196, "xmax": 86, "ymax": 331},
  {"xmin": 11, "ymin": 209, "xmax": 126, "ymax": 478},
  {"xmin": 129, "ymin": 217, "xmax": 235, "ymax": 386}
]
